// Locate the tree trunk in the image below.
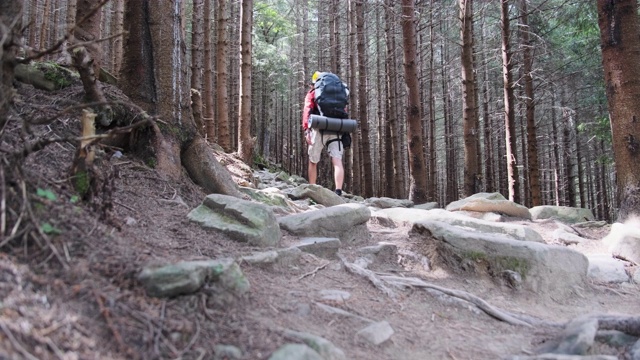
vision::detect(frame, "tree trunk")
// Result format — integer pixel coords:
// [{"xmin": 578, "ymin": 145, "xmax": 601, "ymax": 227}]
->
[
  {"xmin": 384, "ymin": 0, "xmax": 402, "ymax": 198},
  {"xmin": 501, "ymin": 0, "xmax": 519, "ymax": 203},
  {"xmin": 597, "ymin": 0, "xmax": 640, "ymax": 221},
  {"xmin": 551, "ymin": 91, "xmax": 561, "ymax": 205},
  {"xmin": 355, "ymin": 0, "xmax": 373, "ymax": 198},
  {"xmin": 40, "ymin": 0, "xmax": 50, "ymax": 53},
  {"xmin": 203, "ymin": 0, "xmax": 215, "ymax": 141},
  {"xmin": 120, "ymin": 0, "xmax": 190, "ymax": 179},
  {"xmin": 520, "ymin": 0, "xmax": 541, "ymax": 206},
  {"xmin": 75, "ymin": 0, "xmax": 102, "ymax": 75},
  {"xmin": 428, "ymin": 0, "xmax": 437, "ymax": 201},
  {"xmin": 460, "ymin": 0, "xmax": 480, "ymax": 197},
  {"xmin": 216, "ymin": 0, "xmax": 231, "ymax": 152},
  {"xmin": 348, "ymin": 0, "xmax": 359, "ymax": 194},
  {"xmin": 190, "ymin": 0, "xmax": 204, "ymax": 93},
  {"xmin": 111, "ymin": 0, "xmax": 124, "ymax": 77},
  {"xmin": 0, "ymin": 0, "xmax": 22, "ymax": 128},
  {"xmin": 237, "ymin": 0, "xmax": 254, "ymax": 164},
  {"xmin": 401, "ymin": 0, "xmax": 429, "ymax": 204}
]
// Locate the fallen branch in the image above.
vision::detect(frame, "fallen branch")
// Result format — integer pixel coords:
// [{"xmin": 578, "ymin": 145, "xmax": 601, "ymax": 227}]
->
[
  {"xmin": 93, "ymin": 290, "xmax": 130, "ymax": 355},
  {"xmin": 298, "ymin": 261, "xmax": 330, "ymax": 280},
  {"xmin": 0, "ymin": 322, "xmax": 39, "ymax": 360}
]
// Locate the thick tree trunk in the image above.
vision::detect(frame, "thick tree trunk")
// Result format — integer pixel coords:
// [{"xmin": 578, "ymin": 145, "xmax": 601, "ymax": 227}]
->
[
  {"xmin": 112, "ymin": 0, "xmax": 124, "ymax": 77},
  {"xmin": 520, "ymin": 0, "xmax": 541, "ymax": 207},
  {"xmin": 0, "ymin": 0, "xmax": 22, "ymax": 128},
  {"xmin": 348, "ymin": 0, "xmax": 359, "ymax": 194},
  {"xmin": 355, "ymin": 0, "xmax": 374, "ymax": 198},
  {"xmin": 237, "ymin": 0, "xmax": 254, "ymax": 163},
  {"xmin": 190, "ymin": 0, "xmax": 204, "ymax": 93},
  {"xmin": 401, "ymin": 0, "xmax": 429, "ymax": 204},
  {"xmin": 216, "ymin": 0, "xmax": 231, "ymax": 152},
  {"xmin": 203, "ymin": 0, "xmax": 215, "ymax": 141},
  {"xmin": 121, "ymin": 0, "xmax": 190, "ymax": 179},
  {"xmin": 460, "ymin": 0, "xmax": 480, "ymax": 197},
  {"xmin": 501, "ymin": 0, "xmax": 519, "ymax": 203},
  {"xmin": 75, "ymin": 0, "xmax": 102, "ymax": 75},
  {"xmin": 597, "ymin": 0, "xmax": 640, "ymax": 222},
  {"xmin": 428, "ymin": 0, "xmax": 437, "ymax": 201},
  {"xmin": 384, "ymin": 0, "xmax": 403, "ymax": 198}
]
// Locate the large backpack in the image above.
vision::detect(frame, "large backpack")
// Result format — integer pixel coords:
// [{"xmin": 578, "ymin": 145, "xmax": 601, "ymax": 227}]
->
[{"xmin": 314, "ymin": 72, "xmax": 349, "ymax": 119}]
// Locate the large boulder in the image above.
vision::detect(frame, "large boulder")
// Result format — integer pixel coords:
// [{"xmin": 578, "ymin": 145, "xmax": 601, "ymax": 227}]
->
[
  {"xmin": 372, "ymin": 208, "xmax": 543, "ymax": 242},
  {"xmin": 287, "ymin": 184, "xmax": 346, "ymax": 207},
  {"xmin": 188, "ymin": 194, "xmax": 281, "ymax": 247},
  {"xmin": 412, "ymin": 220, "xmax": 588, "ymax": 295},
  {"xmin": 278, "ymin": 203, "xmax": 371, "ymax": 244},
  {"xmin": 602, "ymin": 222, "xmax": 640, "ymax": 264},
  {"xmin": 138, "ymin": 258, "xmax": 249, "ymax": 298},
  {"xmin": 530, "ymin": 205, "xmax": 595, "ymax": 224},
  {"xmin": 364, "ymin": 197, "xmax": 413, "ymax": 209},
  {"xmin": 445, "ymin": 192, "xmax": 531, "ymax": 219}
]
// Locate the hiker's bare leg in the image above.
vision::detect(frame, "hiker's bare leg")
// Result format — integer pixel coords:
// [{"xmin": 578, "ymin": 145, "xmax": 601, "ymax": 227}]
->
[
  {"xmin": 332, "ymin": 157, "xmax": 344, "ymax": 190},
  {"xmin": 308, "ymin": 161, "xmax": 318, "ymax": 185}
]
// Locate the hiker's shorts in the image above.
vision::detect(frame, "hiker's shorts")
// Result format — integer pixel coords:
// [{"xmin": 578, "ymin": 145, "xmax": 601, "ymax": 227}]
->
[{"xmin": 308, "ymin": 129, "xmax": 343, "ymax": 164}]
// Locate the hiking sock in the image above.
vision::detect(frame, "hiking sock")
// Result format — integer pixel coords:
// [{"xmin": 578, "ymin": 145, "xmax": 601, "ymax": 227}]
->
[{"xmin": 335, "ymin": 189, "xmax": 342, "ymax": 196}]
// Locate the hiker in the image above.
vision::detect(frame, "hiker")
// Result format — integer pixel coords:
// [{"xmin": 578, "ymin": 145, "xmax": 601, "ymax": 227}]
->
[{"xmin": 302, "ymin": 71, "xmax": 349, "ymax": 196}]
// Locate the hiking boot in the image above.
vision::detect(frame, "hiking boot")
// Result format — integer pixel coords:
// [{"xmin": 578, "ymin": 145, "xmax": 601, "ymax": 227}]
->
[{"xmin": 334, "ymin": 189, "xmax": 343, "ymax": 196}]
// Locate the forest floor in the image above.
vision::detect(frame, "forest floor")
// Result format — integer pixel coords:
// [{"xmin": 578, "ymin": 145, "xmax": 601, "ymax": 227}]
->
[{"xmin": 1, "ymin": 83, "xmax": 640, "ymax": 360}]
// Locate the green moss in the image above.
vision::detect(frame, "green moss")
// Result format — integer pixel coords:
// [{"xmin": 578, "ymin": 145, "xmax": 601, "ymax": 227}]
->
[
  {"xmin": 73, "ymin": 171, "xmax": 91, "ymax": 197},
  {"xmin": 494, "ymin": 256, "xmax": 530, "ymax": 276},
  {"xmin": 146, "ymin": 157, "xmax": 157, "ymax": 168},
  {"xmin": 39, "ymin": 62, "xmax": 78, "ymax": 89},
  {"xmin": 462, "ymin": 250, "xmax": 487, "ymax": 262}
]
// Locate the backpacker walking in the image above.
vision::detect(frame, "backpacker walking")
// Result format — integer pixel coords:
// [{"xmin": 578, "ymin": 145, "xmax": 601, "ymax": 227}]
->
[{"xmin": 302, "ymin": 71, "xmax": 349, "ymax": 196}]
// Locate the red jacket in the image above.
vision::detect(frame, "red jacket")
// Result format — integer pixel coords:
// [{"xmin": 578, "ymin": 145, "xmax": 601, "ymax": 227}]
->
[{"xmin": 302, "ymin": 89, "xmax": 317, "ymax": 131}]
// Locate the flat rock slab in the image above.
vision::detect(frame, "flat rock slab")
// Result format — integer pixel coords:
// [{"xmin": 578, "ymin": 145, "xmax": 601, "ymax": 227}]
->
[
  {"xmin": 530, "ymin": 205, "xmax": 595, "ymax": 224},
  {"xmin": 278, "ymin": 203, "xmax": 371, "ymax": 244},
  {"xmin": 287, "ymin": 184, "xmax": 346, "ymax": 207},
  {"xmin": 373, "ymin": 208, "xmax": 543, "ymax": 243},
  {"xmin": 188, "ymin": 194, "xmax": 281, "ymax": 247},
  {"xmin": 446, "ymin": 192, "xmax": 531, "ymax": 219},
  {"xmin": 294, "ymin": 237, "xmax": 342, "ymax": 259},
  {"xmin": 412, "ymin": 220, "xmax": 588, "ymax": 296},
  {"xmin": 364, "ymin": 197, "xmax": 413, "ymax": 209},
  {"xmin": 138, "ymin": 258, "xmax": 249, "ymax": 298}
]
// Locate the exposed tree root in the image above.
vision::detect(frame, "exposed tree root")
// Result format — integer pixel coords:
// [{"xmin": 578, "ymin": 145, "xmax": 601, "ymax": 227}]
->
[
  {"xmin": 340, "ymin": 256, "xmax": 558, "ymax": 327},
  {"xmin": 339, "ymin": 255, "xmax": 397, "ymax": 300}
]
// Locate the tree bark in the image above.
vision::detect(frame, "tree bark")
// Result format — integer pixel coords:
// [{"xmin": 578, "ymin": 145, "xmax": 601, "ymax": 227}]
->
[
  {"xmin": 597, "ymin": 0, "xmax": 640, "ymax": 221},
  {"xmin": 401, "ymin": 0, "xmax": 429, "ymax": 203},
  {"xmin": 501, "ymin": 0, "xmax": 519, "ymax": 203},
  {"xmin": 216, "ymin": 0, "xmax": 231, "ymax": 152},
  {"xmin": 355, "ymin": 0, "xmax": 374, "ymax": 198},
  {"xmin": 203, "ymin": 0, "xmax": 215, "ymax": 141},
  {"xmin": 237, "ymin": 0, "xmax": 254, "ymax": 163},
  {"xmin": 120, "ymin": 0, "xmax": 190, "ymax": 179},
  {"xmin": 384, "ymin": 0, "xmax": 403, "ymax": 198},
  {"xmin": 520, "ymin": 0, "xmax": 541, "ymax": 207},
  {"xmin": 75, "ymin": 0, "xmax": 103, "ymax": 75},
  {"xmin": 0, "ymin": 0, "xmax": 22, "ymax": 128},
  {"xmin": 111, "ymin": 0, "xmax": 124, "ymax": 77},
  {"xmin": 460, "ymin": 0, "xmax": 480, "ymax": 197}
]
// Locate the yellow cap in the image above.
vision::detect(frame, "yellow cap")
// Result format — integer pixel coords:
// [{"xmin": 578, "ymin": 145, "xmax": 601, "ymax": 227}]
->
[{"xmin": 312, "ymin": 71, "xmax": 320, "ymax": 83}]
